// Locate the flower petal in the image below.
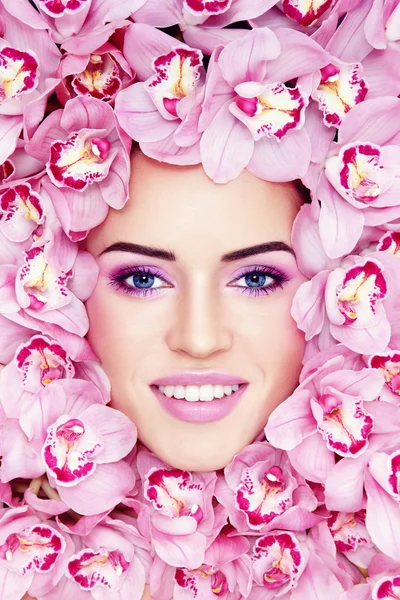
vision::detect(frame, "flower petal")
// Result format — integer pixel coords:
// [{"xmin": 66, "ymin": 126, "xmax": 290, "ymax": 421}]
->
[
  {"xmin": 247, "ymin": 128, "xmax": 311, "ymax": 181},
  {"xmin": 200, "ymin": 102, "xmax": 254, "ymax": 183}
]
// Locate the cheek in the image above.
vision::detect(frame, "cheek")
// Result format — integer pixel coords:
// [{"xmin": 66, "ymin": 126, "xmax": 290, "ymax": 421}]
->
[
  {"xmin": 85, "ymin": 287, "xmax": 137, "ymax": 370},
  {"xmin": 246, "ymin": 288, "xmax": 305, "ymax": 390}
]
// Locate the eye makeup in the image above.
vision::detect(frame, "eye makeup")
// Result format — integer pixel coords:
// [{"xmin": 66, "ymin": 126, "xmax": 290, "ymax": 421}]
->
[{"xmin": 107, "ymin": 264, "xmax": 291, "ymax": 298}]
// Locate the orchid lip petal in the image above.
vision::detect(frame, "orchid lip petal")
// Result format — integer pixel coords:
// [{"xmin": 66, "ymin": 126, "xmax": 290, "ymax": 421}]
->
[
  {"xmin": 38, "ymin": 0, "xmax": 89, "ymax": 18},
  {"xmin": 18, "ymin": 246, "xmax": 72, "ymax": 312},
  {"xmin": 144, "ymin": 468, "xmax": 205, "ymax": 520},
  {"xmin": 145, "ymin": 47, "xmax": 203, "ymax": 120},
  {"xmin": 369, "ymin": 352, "xmax": 400, "ymax": 396},
  {"xmin": 42, "ymin": 416, "xmax": 104, "ymax": 486},
  {"xmin": 175, "ymin": 564, "xmax": 229, "ymax": 596},
  {"xmin": 0, "ymin": 524, "xmax": 66, "ymax": 575},
  {"xmin": 325, "ymin": 142, "xmax": 394, "ymax": 207},
  {"xmin": 327, "ymin": 510, "xmax": 372, "ymax": 553},
  {"xmin": 67, "ymin": 547, "xmax": 130, "ymax": 590},
  {"xmin": 377, "ymin": 232, "xmax": 400, "ymax": 257},
  {"xmin": 46, "ymin": 128, "xmax": 117, "ymax": 192},
  {"xmin": 0, "ymin": 47, "xmax": 39, "ymax": 104},
  {"xmin": 231, "ymin": 82, "xmax": 307, "ymax": 142},
  {"xmin": 250, "ymin": 531, "xmax": 306, "ymax": 593},
  {"xmin": 312, "ymin": 62, "xmax": 368, "ymax": 128},
  {"xmin": 183, "ymin": 0, "xmax": 232, "ymax": 18},
  {"xmin": 333, "ymin": 259, "xmax": 388, "ymax": 328},
  {"xmin": 71, "ymin": 53, "xmax": 122, "ymax": 102},
  {"xmin": 235, "ymin": 463, "xmax": 296, "ymax": 529},
  {"xmin": 313, "ymin": 392, "xmax": 374, "ymax": 457},
  {"xmin": 0, "ymin": 183, "xmax": 45, "ymax": 243},
  {"xmin": 15, "ymin": 334, "xmax": 75, "ymax": 392},
  {"xmin": 282, "ymin": 0, "xmax": 335, "ymax": 27},
  {"xmin": 373, "ymin": 575, "xmax": 400, "ymax": 600}
]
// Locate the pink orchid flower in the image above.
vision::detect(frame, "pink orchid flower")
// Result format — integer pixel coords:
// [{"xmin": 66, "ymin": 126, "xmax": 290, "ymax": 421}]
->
[
  {"xmin": 149, "ymin": 527, "xmax": 251, "ymax": 600},
  {"xmin": 132, "ymin": 0, "xmax": 272, "ymax": 54},
  {"xmin": 0, "ymin": 3, "xmax": 61, "ymax": 161},
  {"xmin": 116, "ymin": 24, "xmax": 206, "ymax": 166},
  {"xmin": 248, "ymin": 530, "xmax": 309, "ymax": 599},
  {"xmin": 338, "ymin": 553, "xmax": 400, "ymax": 600},
  {"xmin": 133, "ymin": 0, "xmax": 272, "ymax": 29},
  {"xmin": 249, "ymin": 1, "xmax": 343, "ymax": 33},
  {"xmin": 331, "ymin": 0, "xmax": 400, "ymax": 60},
  {"xmin": 0, "ymin": 227, "xmax": 98, "ymax": 336},
  {"xmin": 0, "ymin": 332, "xmax": 110, "ymax": 419},
  {"xmin": 47, "ymin": 514, "xmax": 152, "ymax": 600},
  {"xmin": 10, "ymin": 379, "xmax": 136, "ymax": 516},
  {"xmin": 316, "ymin": 97, "xmax": 400, "ymax": 259},
  {"xmin": 2, "ymin": 0, "xmax": 145, "ymax": 48},
  {"xmin": 197, "ymin": 26, "xmax": 330, "ymax": 183},
  {"xmin": 281, "ymin": 0, "xmax": 339, "ymax": 27},
  {"xmin": 57, "ymin": 33, "xmax": 135, "ymax": 107},
  {"xmin": 25, "ymin": 95, "xmax": 131, "ymax": 239},
  {"xmin": 363, "ymin": 443, "xmax": 400, "ymax": 561},
  {"xmin": 215, "ymin": 442, "xmax": 320, "ymax": 536},
  {"xmin": 0, "ymin": 183, "xmax": 45, "ymax": 243},
  {"xmin": 324, "ymin": 424, "xmax": 400, "ymax": 559},
  {"xmin": 369, "ymin": 351, "xmax": 400, "ymax": 405},
  {"xmin": 292, "ymin": 0, "xmax": 400, "ymax": 179},
  {"xmin": 327, "ymin": 509, "xmax": 377, "ymax": 570},
  {"xmin": 369, "ymin": 351, "xmax": 400, "ymax": 404},
  {"xmin": 0, "ymin": 505, "xmax": 75, "ymax": 600},
  {"xmin": 306, "ymin": 520, "xmax": 364, "ymax": 589},
  {"xmin": 130, "ymin": 448, "xmax": 228, "ymax": 570},
  {"xmin": 291, "ymin": 247, "xmax": 400, "ymax": 354},
  {"xmin": 173, "ymin": 529, "xmax": 251, "ymax": 600},
  {"xmin": 265, "ymin": 352, "xmax": 385, "ymax": 481}
]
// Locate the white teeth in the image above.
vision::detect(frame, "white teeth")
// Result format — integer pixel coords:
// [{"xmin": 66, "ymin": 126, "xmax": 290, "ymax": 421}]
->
[
  {"xmin": 173, "ymin": 385, "xmax": 185, "ymax": 399},
  {"xmin": 156, "ymin": 383, "xmax": 244, "ymax": 401},
  {"xmin": 199, "ymin": 385, "xmax": 214, "ymax": 401},
  {"xmin": 185, "ymin": 385, "xmax": 200, "ymax": 402}
]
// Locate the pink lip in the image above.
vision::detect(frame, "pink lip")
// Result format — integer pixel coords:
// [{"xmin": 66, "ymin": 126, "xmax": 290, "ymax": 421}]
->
[
  {"xmin": 151, "ymin": 384, "xmax": 248, "ymax": 423},
  {"xmin": 151, "ymin": 372, "xmax": 248, "ymax": 386}
]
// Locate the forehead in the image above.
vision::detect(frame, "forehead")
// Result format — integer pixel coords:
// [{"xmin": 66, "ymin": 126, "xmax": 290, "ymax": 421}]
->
[{"xmin": 86, "ymin": 152, "xmax": 301, "ymax": 255}]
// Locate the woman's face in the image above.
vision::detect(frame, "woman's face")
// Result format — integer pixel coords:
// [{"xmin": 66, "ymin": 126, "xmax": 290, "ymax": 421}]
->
[{"xmin": 84, "ymin": 152, "xmax": 307, "ymax": 471}]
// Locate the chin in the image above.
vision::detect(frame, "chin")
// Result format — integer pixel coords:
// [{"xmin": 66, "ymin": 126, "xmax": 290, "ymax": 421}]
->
[{"xmin": 141, "ymin": 438, "xmax": 237, "ymax": 472}]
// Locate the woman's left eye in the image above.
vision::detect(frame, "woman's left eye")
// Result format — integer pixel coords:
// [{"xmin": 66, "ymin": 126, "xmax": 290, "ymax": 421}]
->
[
  {"xmin": 231, "ymin": 266, "xmax": 289, "ymax": 297},
  {"xmin": 108, "ymin": 265, "xmax": 289, "ymax": 298}
]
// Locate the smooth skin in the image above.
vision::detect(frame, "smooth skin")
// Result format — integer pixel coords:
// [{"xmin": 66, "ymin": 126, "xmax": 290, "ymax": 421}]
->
[
  {"xmin": 84, "ymin": 150, "xmax": 307, "ymax": 471},
  {"xmin": 22, "ymin": 154, "xmax": 308, "ymax": 599}
]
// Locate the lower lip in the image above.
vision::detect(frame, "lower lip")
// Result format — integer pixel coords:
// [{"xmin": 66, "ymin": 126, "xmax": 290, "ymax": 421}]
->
[{"xmin": 150, "ymin": 384, "xmax": 248, "ymax": 423}]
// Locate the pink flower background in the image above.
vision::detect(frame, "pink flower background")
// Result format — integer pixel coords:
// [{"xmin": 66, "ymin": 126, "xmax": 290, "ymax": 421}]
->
[{"xmin": 0, "ymin": 0, "xmax": 399, "ymax": 598}]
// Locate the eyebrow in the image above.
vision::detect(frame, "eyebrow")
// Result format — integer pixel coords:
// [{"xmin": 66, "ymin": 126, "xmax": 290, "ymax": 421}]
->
[{"xmin": 99, "ymin": 241, "xmax": 295, "ymax": 261}]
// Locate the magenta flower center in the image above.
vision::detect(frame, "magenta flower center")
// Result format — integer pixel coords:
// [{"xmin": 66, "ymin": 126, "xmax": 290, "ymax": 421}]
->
[
  {"xmin": 72, "ymin": 53, "xmax": 122, "ymax": 102},
  {"xmin": 68, "ymin": 548, "xmax": 129, "ymax": 590},
  {"xmin": 0, "ymin": 525, "xmax": 65, "ymax": 575},
  {"xmin": 0, "ymin": 47, "xmax": 38, "ymax": 103}
]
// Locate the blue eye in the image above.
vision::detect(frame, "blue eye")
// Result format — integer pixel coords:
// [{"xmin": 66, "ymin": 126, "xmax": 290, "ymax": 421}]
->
[
  {"xmin": 108, "ymin": 265, "xmax": 289, "ymax": 297},
  {"xmin": 108, "ymin": 266, "xmax": 166, "ymax": 297},
  {"xmin": 231, "ymin": 265, "xmax": 289, "ymax": 297}
]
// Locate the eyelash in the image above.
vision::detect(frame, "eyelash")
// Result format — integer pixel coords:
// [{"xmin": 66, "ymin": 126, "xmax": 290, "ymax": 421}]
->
[{"xmin": 108, "ymin": 265, "xmax": 290, "ymax": 298}]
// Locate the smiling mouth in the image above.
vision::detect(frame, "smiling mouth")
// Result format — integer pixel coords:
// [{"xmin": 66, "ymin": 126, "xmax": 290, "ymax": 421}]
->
[{"xmin": 150, "ymin": 383, "xmax": 247, "ymax": 402}]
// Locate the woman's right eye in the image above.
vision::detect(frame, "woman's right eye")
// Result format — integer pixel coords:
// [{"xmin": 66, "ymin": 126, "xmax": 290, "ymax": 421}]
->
[{"xmin": 108, "ymin": 266, "xmax": 168, "ymax": 297}]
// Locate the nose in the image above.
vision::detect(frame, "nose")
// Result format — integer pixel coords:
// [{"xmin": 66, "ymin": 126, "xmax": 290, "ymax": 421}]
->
[{"xmin": 166, "ymin": 277, "xmax": 233, "ymax": 359}]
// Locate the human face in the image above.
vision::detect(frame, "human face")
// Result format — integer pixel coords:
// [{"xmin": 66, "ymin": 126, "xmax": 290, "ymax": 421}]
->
[{"xmin": 84, "ymin": 151, "xmax": 307, "ymax": 471}]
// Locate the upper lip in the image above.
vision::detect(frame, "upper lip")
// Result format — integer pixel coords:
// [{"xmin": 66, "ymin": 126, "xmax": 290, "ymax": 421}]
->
[{"xmin": 150, "ymin": 372, "xmax": 249, "ymax": 386}]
